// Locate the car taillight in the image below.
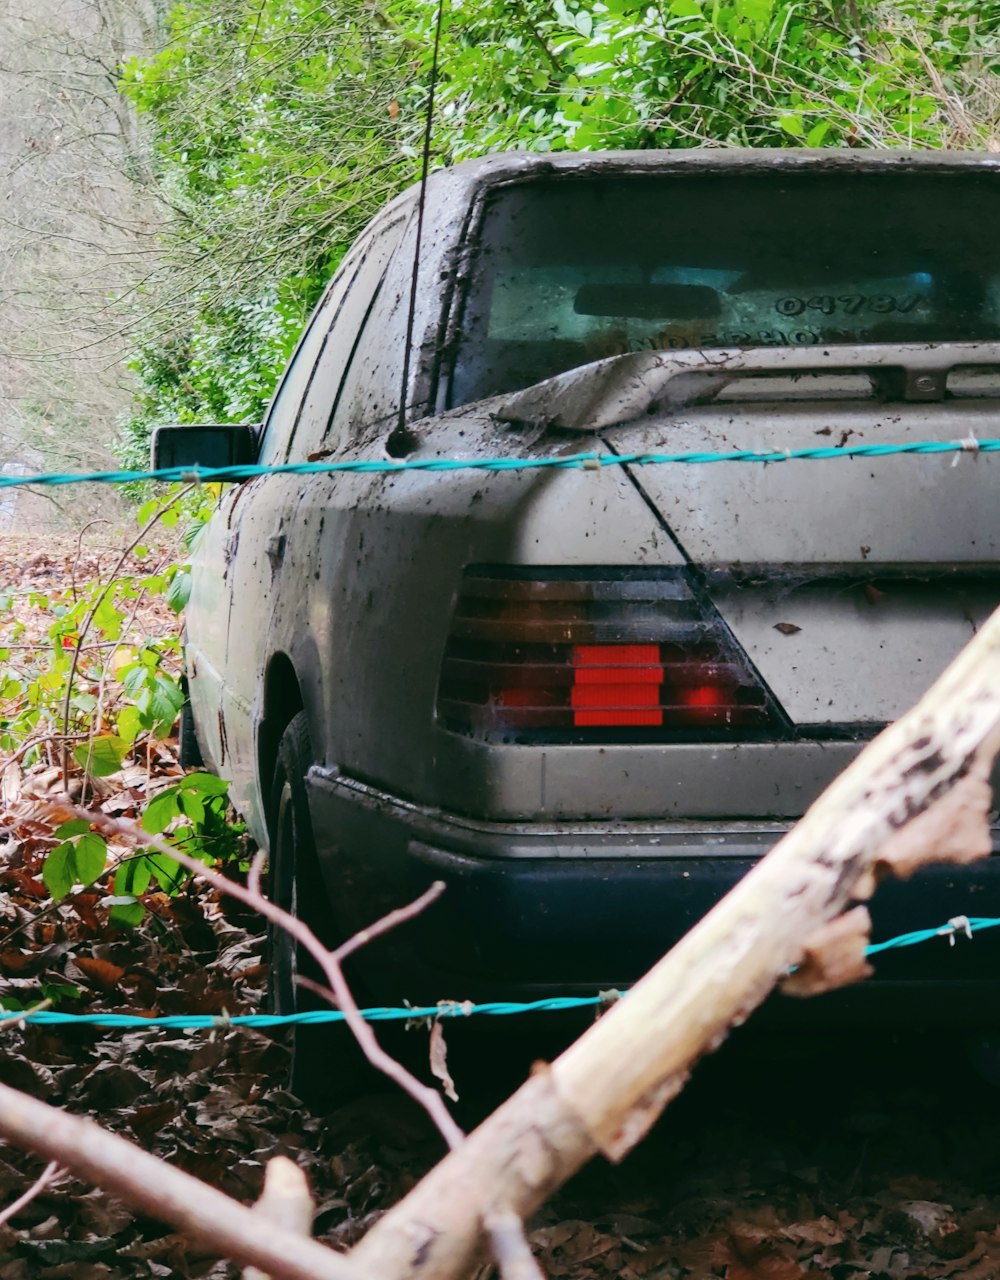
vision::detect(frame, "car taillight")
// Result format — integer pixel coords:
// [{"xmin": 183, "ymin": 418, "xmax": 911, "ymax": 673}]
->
[{"xmin": 436, "ymin": 569, "xmax": 785, "ymax": 741}]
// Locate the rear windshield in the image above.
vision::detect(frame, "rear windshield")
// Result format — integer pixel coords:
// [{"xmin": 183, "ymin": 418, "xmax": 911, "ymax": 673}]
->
[{"xmin": 449, "ymin": 170, "xmax": 1000, "ymax": 407}]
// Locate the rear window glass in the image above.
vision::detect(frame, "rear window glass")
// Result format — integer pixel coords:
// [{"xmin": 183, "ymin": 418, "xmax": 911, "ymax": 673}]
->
[{"xmin": 449, "ymin": 171, "xmax": 1000, "ymax": 407}]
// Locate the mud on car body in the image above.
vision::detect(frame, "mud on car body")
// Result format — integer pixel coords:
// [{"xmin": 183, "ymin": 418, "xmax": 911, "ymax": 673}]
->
[{"xmin": 156, "ymin": 149, "xmax": 1000, "ymax": 1044}]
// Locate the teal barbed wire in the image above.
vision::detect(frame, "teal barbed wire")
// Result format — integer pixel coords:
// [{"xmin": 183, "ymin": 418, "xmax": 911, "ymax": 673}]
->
[
  {"xmin": 2, "ymin": 914, "xmax": 998, "ymax": 1030},
  {"xmin": 0, "ymin": 438, "xmax": 998, "ymax": 490}
]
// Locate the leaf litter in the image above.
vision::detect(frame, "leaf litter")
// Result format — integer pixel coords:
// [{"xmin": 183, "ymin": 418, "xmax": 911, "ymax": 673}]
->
[{"xmin": 3, "ymin": 540, "xmax": 1000, "ymax": 1277}]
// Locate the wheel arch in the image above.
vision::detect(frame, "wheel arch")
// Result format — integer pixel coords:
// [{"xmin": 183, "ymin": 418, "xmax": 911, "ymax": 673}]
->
[{"xmin": 258, "ymin": 652, "xmax": 304, "ymax": 832}]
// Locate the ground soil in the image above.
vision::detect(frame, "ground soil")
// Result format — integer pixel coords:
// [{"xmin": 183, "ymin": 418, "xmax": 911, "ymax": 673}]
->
[{"xmin": 2, "ymin": 536, "xmax": 1000, "ymax": 1279}]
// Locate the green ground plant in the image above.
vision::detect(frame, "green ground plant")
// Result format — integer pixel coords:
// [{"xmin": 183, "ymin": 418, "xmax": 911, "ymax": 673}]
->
[{"xmin": 0, "ymin": 491, "xmax": 242, "ymax": 955}]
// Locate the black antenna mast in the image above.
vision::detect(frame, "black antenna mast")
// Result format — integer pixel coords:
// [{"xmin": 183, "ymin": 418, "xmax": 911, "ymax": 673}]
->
[{"xmin": 388, "ymin": 0, "xmax": 446, "ymax": 455}]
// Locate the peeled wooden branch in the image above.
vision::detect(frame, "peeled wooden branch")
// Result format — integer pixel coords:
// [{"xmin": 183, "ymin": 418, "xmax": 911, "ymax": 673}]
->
[
  {"xmin": 351, "ymin": 606, "xmax": 1000, "ymax": 1280},
  {"xmin": 243, "ymin": 1157, "xmax": 315, "ymax": 1280},
  {"xmin": 0, "ymin": 1082, "xmax": 362, "ymax": 1280}
]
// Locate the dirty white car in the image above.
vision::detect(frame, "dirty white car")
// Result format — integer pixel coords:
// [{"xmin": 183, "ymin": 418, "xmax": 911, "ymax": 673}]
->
[{"xmin": 156, "ymin": 150, "xmax": 1000, "ymax": 1083}]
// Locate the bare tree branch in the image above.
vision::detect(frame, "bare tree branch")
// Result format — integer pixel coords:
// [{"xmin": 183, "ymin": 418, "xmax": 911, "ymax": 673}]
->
[
  {"xmin": 0, "ymin": 1160, "xmax": 62, "ymax": 1227},
  {"xmin": 0, "ymin": 1083, "xmax": 364, "ymax": 1280}
]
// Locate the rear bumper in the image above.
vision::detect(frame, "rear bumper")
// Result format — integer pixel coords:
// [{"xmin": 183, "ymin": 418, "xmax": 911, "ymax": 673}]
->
[{"xmin": 307, "ymin": 767, "xmax": 1000, "ymax": 1026}]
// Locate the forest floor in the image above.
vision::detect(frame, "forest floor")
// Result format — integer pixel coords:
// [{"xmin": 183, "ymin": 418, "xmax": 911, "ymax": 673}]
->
[{"xmin": 2, "ymin": 537, "xmax": 1000, "ymax": 1279}]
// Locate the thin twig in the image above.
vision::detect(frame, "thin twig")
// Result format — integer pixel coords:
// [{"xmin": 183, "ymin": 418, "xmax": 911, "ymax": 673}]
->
[
  {"xmin": 333, "ymin": 883, "xmax": 448, "ymax": 964},
  {"xmin": 54, "ymin": 807, "xmax": 466, "ymax": 1152},
  {"xmin": 4, "ymin": 730, "xmax": 90, "ymax": 768},
  {"xmin": 70, "ymin": 519, "xmax": 113, "ymax": 602},
  {"xmin": 0, "ymin": 1160, "xmax": 62, "ymax": 1227}
]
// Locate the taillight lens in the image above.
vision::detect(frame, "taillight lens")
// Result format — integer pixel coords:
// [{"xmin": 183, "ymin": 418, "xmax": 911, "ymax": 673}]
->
[{"xmin": 436, "ymin": 569, "xmax": 784, "ymax": 740}]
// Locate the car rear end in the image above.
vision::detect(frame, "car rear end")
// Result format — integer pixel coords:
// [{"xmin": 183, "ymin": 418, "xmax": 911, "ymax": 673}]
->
[{"xmin": 307, "ymin": 151, "xmax": 1000, "ymax": 1024}]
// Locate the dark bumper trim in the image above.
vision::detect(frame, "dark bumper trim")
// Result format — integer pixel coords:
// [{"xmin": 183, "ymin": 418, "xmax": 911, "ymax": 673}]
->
[{"xmin": 307, "ymin": 767, "xmax": 1000, "ymax": 1023}]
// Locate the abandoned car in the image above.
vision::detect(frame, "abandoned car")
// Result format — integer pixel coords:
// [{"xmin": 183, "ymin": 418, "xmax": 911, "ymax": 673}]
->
[{"xmin": 155, "ymin": 149, "xmax": 1000, "ymax": 1057}]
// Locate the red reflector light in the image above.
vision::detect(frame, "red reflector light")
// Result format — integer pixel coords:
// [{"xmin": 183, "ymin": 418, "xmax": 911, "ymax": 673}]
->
[
  {"xmin": 571, "ymin": 644, "xmax": 662, "ymax": 684},
  {"xmin": 571, "ymin": 644, "xmax": 666, "ymax": 725},
  {"xmin": 575, "ymin": 707, "xmax": 663, "ymax": 727},
  {"xmin": 437, "ymin": 571, "xmax": 780, "ymax": 740},
  {"xmin": 572, "ymin": 682, "xmax": 661, "ymax": 708},
  {"xmin": 680, "ymin": 684, "xmax": 728, "ymax": 708}
]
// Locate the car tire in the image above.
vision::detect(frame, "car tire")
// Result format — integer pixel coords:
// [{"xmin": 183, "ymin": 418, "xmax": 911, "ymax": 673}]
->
[{"xmin": 267, "ymin": 711, "xmax": 372, "ymax": 1105}]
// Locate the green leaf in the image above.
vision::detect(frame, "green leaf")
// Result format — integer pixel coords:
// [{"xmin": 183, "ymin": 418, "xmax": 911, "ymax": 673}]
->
[
  {"xmin": 734, "ymin": 0, "xmax": 772, "ymax": 21},
  {"xmin": 110, "ymin": 899, "xmax": 146, "ymax": 928},
  {"xmin": 43, "ymin": 843, "xmax": 75, "ymax": 901},
  {"xmin": 41, "ymin": 981, "xmax": 81, "ymax": 1004},
  {"xmin": 806, "ymin": 119, "xmax": 831, "ymax": 146},
  {"xmin": 116, "ymin": 857, "xmax": 152, "ymax": 896},
  {"xmin": 147, "ymin": 853, "xmax": 184, "ymax": 893},
  {"xmin": 142, "ymin": 786, "xmax": 182, "ymax": 835},
  {"xmin": 73, "ymin": 735, "xmax": 129, "ymax": 778},
  {"xmin": 74, "ymin": 833, "xmax": 108, "ymax": 886},
  {"xmin": 117, "ymin": 703, "xmax": 142, "ymax": 746},
  {"xmin": 122, "ymin": 663, "xmax": 149, "ymax": 699},
  {"xmin": 166, "ymin": 567, "xmax": 192, "ymax": 613},
  {"xmin": 670, "ymin": 0, "xmax": 702, "ymax": 14},
  {"xmin": 181, "ymin": 772, "xmax": 229, "ymax": 797},
  {"xmin": 92, "ymin": 595, "xmax": 124, "ymax": 640},
  {"xmin": 778, "ymin": 114, "xmax": 805, "ymax": 136},
  {"xmin": 178, "ymin": 790, "xmax": 205, "ymax": 824},
  {"xmin": 55, "ymin": 819, "xmax": 91, "ymax": 840},
  {"xmin": 147, "ymin": 674, "xmax": 185, "ymax": 737}
]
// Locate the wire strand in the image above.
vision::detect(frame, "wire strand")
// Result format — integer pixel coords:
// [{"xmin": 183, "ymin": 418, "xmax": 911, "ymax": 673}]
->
[
  {"xmin": 3, "ymin": 914, "xmax": 997, "ymax": 1031},
  {"xmin": 3, "ymin": 438, "xmax": 999, "ymax": 489}
]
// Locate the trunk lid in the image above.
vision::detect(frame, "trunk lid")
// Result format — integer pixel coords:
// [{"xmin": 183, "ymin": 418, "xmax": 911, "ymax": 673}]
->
[
  {"xmin": 497, "ymin": 345, "xmax": 1000, "ymax": 729},
  {"xmin": 608, "ymin": 398, "xmax": 999, "ymax": 729}
]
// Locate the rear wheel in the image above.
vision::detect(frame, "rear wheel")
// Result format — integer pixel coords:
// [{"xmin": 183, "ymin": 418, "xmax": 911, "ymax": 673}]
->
[{"xmin": 267, "ymin": 712, "xmax": 371, "ymax": 1104}]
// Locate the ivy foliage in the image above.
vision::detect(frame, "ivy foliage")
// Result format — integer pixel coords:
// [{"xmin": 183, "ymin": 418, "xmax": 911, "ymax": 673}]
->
[
  {"xmin": 117, "ymin": 0, "xmax": 414, "ymax": 458},
  {"xmin": 119, "ymin": 0, "xmax": 997, "ymax": 452},
  {"xmin": 411, "ymin": 0, "xmax": 996, "ymax": 158}
]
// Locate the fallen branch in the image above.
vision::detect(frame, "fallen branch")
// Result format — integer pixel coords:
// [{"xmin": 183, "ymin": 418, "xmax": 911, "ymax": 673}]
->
[
  {"xmin": 243, "ymin": 1156, "xmax": 315, "ymax": 1280},
  {"xmin": 348, "ymin": 605, "xmax": 1000, "ymax": 1280},
  {"xmin": 0, "ymin": 1081, "xmax": 363, "ymax": 1280}
]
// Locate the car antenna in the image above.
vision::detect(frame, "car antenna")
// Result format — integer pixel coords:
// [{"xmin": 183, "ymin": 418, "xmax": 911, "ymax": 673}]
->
[{"xmin": 387, "ymin": 0, "xmax": 446, "ymax": 458}]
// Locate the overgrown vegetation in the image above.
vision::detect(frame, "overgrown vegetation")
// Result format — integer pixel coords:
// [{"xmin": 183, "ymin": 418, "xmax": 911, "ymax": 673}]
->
[
  {"xmin": 116, "ymin": 0, "xmax": 414, "ymax": 460},
  {"xmin": 117, "ymin": 0, "xmax": 998, "ymax": 457},
  {"xmin": 0, "ymin": 497, "xmax": 242, "ymax": 958}
]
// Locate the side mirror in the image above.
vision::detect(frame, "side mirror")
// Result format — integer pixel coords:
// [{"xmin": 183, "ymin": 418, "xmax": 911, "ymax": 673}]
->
[{"xmin": 151, "ymin": 424, "xmax": 258, "ymax": 472}]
